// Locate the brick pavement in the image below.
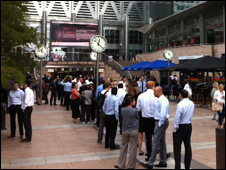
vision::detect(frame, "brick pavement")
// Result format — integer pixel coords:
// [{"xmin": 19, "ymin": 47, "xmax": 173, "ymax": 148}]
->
[{"xmin": 1, "ymin": 99, "xmax": 220, "ymax": 169}]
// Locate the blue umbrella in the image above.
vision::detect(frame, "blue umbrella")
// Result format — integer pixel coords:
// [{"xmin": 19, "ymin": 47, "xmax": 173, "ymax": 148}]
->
[
  {"xmin": 137, "ymin": 60, "xmax": 176, "ymax": 71},
  {"xmin": 121, "ymin": 61, "xmax": 152, "ymax": 71}
]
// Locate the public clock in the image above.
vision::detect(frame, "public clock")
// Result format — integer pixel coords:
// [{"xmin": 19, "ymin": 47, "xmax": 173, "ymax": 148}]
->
[
  {"xmin": 90, "ymin": 35, "xmax": 107, "ymax": 53},
  {"xmin": 35, "ymin": 45, "xmax": 48, "ymax": 58},
  {"xmin": 163, "ymin": 49, "xmax": 174, "ymax": 61},
  {"xmin": 90, "ymin": 51, "xmax": 97, "ymax": 61}
]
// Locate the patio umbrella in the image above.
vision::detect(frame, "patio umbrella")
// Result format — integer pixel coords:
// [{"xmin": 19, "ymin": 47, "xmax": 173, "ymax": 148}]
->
[
  {"xmin": 121, "ymin": 61, "xmax": 152, "ymax": 71},
  {"xmin": 137, "ymin": 60, "xmax": 176, "ymax": 71},
  {"xmin": 160, "ymin": 56, "xmax": 225, "ymax": 72}
]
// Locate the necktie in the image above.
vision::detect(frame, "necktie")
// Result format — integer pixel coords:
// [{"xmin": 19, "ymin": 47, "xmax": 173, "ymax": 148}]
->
[{"xmin": 142, "ymin": 81, "xmax": 144, "ymax": 92}]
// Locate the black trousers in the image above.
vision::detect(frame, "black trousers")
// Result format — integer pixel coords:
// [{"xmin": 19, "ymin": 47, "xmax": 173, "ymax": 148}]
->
[
  {"xmin": 71, "ymin": 99, "xmax": 80, "ymax": 119},
  {"xmin": 81, "ymin": 104, "xmax": 91, "ymax": 122},
  {"xmin": 91, "ymin": 101, "xmax": 96, "ymax": 121},
  {"xmin": 50, "ymin": 91, "xmax": 57, "ymax": 105},
  {"xmin": 64, "ymin": 91, "xmax": 71, "ymax": 110},
  {"xmin": 9, "ymin": 105, "xmax": 24, "ymax": 136},
  {"xmin": 44, "ymin": 91, "xmax": 49, "ymax": 104},
  {"xmin": 142, "ymin": 117, "xmax": 155, "ymax": 158},
  {"xmin": 105, "ymin": 115, "xmax": 118, "ymax": 149},
  {"xmin": 96, "ymin": 104, "xmax": 101, "ymax": 126},
  {"xmin": 173, "ymin": 124, "xmax": 192, "ymax": 169},
  {"xmin": 23, "ymin": 106, "xmax": 33, "ymax": 141}
]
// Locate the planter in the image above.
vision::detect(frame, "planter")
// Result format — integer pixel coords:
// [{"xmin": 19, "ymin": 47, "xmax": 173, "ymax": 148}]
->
[
  {"xmin": 160, "ymin": 46, "xmax": 163, "ymax": 50},
  {"xmin": 174, "ymin": 42, "xmax": 178, "ymax": 47},
  {"xmin": 191, "ymin": 39, "xmax": 195, "ymax": 44},
  {"xmin": 184, "ymin": 40, "xmax": 188, "ymax": 46},
  {"xmin": 168, "ymin": 44, "xmax": 172, "ymax": 48},
  {"xmin": 155, "ymin": 47, "xmax": 159, "ymax": 51}
]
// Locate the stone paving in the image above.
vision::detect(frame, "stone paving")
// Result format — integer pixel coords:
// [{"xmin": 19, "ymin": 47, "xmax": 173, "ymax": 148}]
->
[{"xmin": 1, "ymin": 98, "xmax": 220, "ymax": 169}]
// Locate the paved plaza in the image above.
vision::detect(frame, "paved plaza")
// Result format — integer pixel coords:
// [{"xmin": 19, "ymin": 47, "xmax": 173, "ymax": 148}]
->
[{"xmin": 1, "ymin": 99, "xmax": 219, "ymax": 169}]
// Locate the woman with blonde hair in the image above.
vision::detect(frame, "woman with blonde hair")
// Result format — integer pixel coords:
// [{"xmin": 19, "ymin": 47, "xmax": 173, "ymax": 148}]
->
[
  {"xmin": 211, "ymin": 82, "xmax": 219, "ymax": 120},
  {"xmin": 214, "ymin": 84, "xmax": 225, "ymax": 128}
]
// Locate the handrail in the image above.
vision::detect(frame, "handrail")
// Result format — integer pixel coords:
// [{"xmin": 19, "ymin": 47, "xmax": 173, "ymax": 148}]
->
[{"xmin": 103, "ymin": 56, "xmax": 132, "ymax": 80}]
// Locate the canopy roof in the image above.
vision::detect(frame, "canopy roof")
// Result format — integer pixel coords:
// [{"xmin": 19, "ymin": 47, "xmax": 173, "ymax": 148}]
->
[
  {"xmin": 138, "ymin": 1, "xmax": 225, "ymax": 34},
  {"xmin": 121, "ymin": 60, "xmax": 176, "ymax": 71},
  {"xmin": 121, "ymin": 61, "xmax": 152, "ymax": 71},
  {"xmin": 160, "ymin": 56, "xmax": 225, "ymax": 72}
]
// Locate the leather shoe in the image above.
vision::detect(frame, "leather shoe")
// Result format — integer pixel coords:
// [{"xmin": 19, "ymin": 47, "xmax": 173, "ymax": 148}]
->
[
  {"xmin": 166, "ymin": 153, "xmax": 171, "ymax": 159},
  {"xmin": 154, "ymin": 163, "xmax": 167, "ymax": 167},
  {"xmin": 7, "ymin": 135, "xmax": 15, "ymax": 138},
  {"xmin": 20, "ymin": 135, "xmax": 24, "ymax": 139},
  {"xmin": 139, "ymin": 152, "xmax": 144, "ymax": 156},
  {"xmin": 110, "ymin": 145, "xmax": 120, "ymax": 150},
  {"xmin": 21, "ymin": 139, "xmax": 31, "ymax": 142},
  {"xmin": 141, "ymin": 163, "xmax": 153, "ymax": 169},
  {"xmin": 114, "ymin": 165, "xmax": 120, "ymax": 169}
]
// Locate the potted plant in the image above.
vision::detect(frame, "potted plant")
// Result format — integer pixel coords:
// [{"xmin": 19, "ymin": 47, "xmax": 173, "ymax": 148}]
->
[
  {"xmin": 212, "ymin": 78, "xmax": 225, "ymax": 85},
  {"xmin": 188, "ymin": 78, "xmax": 201, "ymax": 86}
]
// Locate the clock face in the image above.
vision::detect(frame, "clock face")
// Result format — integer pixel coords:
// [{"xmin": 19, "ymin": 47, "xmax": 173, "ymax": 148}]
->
[
  {"xmin": 35, "ymin": 46, "xmax": 48, "ymax": 58},
  {"xmin": 90, "ymin": 51, "xmax": 97, "ymax": 61},
  {"xmin": 90, "ymin": 35, "xmax": 107, "ymax": 53},
  {"xmin": 163, "ymin": 49, "xmax": 174, "ymax": 60}
]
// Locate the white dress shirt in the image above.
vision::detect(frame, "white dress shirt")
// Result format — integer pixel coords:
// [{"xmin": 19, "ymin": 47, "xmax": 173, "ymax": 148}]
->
[
  {"xmin": 136, "ymin": 89, "xmax": 157, "ymax": 118},
  {"xmin": 184, "ymin": 84, "xmax": 192, "ymax": 96},
  {"xmin": 118, "ymin": 81, "xmax": 127, "ymax": 91},
  {"xmin": 214, "ymin": 90, "xmax": 225, "ymax": 104},
  {"xmin": 154, "ymin": 95, "xmax": 170, "ymax": 127},
  {"xmin": 174, "ymin": 98, "xmax": 195, "ymax": 132},
  {"xmin": 117, "ymin": 88, "xmax": 127, "ymax": 105},
  {"xmin": 8, "ymin": 88, "xmax": 24, "ymax": 108},
  {"xmin": 22, "ymin": 87, "xmax": 34, "ymax": 110}
]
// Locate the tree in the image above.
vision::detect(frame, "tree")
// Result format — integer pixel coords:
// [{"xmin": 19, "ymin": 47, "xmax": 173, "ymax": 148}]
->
[{"xmin": 1, "ymin": 1, "xmax": 38, "ymax": 88}]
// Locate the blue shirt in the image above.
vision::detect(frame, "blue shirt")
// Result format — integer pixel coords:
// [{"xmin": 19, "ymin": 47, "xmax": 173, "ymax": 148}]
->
[
  {"xmin": 154, "ymin": 95, "xmax": 170, "ymax": 127},
  {"xmin": 102, "ymin": 95, "xmax": 119, "ymax": 120},
  {"xmin": 8, "ymin": 88, "xmax": 24, "ymax": 108},
  {"xmin": 138, "ymin": 80, "xmax": 147, "ymax": 92},
  {"xmin": 174, "ymin": 98, "xmax": 195, "ymax": 132},
  {"xmin": 61, "ymin": 81, "xmax": 72, "ymax": 92},
  {"xmin": 95, "ymin": 84, "xmax": 104, "ymax": 100}
]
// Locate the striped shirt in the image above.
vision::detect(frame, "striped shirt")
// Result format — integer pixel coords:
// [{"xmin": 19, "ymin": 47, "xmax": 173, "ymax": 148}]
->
[{"xmin": 174, "ymin": 98, "xmax": 195, "ymax": 132}]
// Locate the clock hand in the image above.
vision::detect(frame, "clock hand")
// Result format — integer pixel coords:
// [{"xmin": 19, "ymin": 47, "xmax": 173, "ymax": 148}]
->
[{"xmin": 99, "ymin": 43, "xmax": 104, "ymax": 49}]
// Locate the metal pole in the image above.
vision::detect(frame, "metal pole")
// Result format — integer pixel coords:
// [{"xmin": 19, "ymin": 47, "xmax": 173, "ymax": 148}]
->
[
  {"xmin": 168, "ymin": 60, "xmax": 170, "ymax": 86},
  {"xmin": 96, "ymin": 15, "xmax": 103, "ymax": 87},
  {"xmin": 71, "ymin": 13, "xmax": 76, "ymax": 61},
  {"xmin": 40, "ymin": 58, "xmax": 43, "ymax": 105},
  {"xmin": 125, "ymin": 16, "xmax": 129, "ymax": 61}
]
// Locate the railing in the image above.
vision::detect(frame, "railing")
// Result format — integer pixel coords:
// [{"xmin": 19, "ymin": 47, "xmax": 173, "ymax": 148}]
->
[{"xmin": 103, "ymin": 56, "xmax": 132, "ymax": 80}]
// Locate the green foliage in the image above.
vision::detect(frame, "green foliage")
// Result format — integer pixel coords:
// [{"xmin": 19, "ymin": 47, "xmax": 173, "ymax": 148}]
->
[{"xmin": 1, "ymin": 1, "xmax": 39, "ymax": 89}]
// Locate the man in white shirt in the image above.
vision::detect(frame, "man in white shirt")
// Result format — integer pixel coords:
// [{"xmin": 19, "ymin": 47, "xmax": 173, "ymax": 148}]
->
[
  {"xmin": 117, "ymin": 83, "xmax": 127, "ymax": 135},
  {"xmin": 136, "ymin": 81, "xmax": 157, "ymax": 161},
  {"xmin": 118, "ymin": 76, "xmax": 127, "ymax": 91},
  {"xmin": 173, "ymin": 89, "xmax": 195, "ymax": 169},
  {"xmin": 21, "ymin": 82, "xmax": 34, "ymax": 142},
  {"xmin": 7, "ymin": 83, "xmax": 24, "ymax": 139},
  {"xmin": 137, "ymin": 75, "xmax": 147, "ymax": 93},
  {"xmin": 144, "ymin": 87, "xmax": 170, "ymax": 169}
]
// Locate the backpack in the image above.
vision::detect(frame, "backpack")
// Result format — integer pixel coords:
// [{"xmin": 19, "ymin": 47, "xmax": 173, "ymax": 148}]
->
[{"xmin": 97, "ymin": 90, "xmax": 109, "ymax": 108}]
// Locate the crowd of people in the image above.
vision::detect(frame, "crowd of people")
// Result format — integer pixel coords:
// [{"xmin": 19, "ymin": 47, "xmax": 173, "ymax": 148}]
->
[{"xmin": 5, "ymin": 72, "xmax": 225, "ymax": 169}]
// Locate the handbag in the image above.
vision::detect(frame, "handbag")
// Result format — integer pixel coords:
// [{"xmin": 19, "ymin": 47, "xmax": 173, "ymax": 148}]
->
[{"xmin": 212, "ymin": 102, "xmax": 222, "ymax": 112}]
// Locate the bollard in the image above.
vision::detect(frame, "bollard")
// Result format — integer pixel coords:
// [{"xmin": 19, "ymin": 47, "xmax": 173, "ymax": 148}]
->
[
  {"xmin": 1, "ymin": 103, "xmax": 7, "ymax": 130},
  {"xmin": 216, "ymin": 123, "xmax": 225, "ymax": 169}
]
